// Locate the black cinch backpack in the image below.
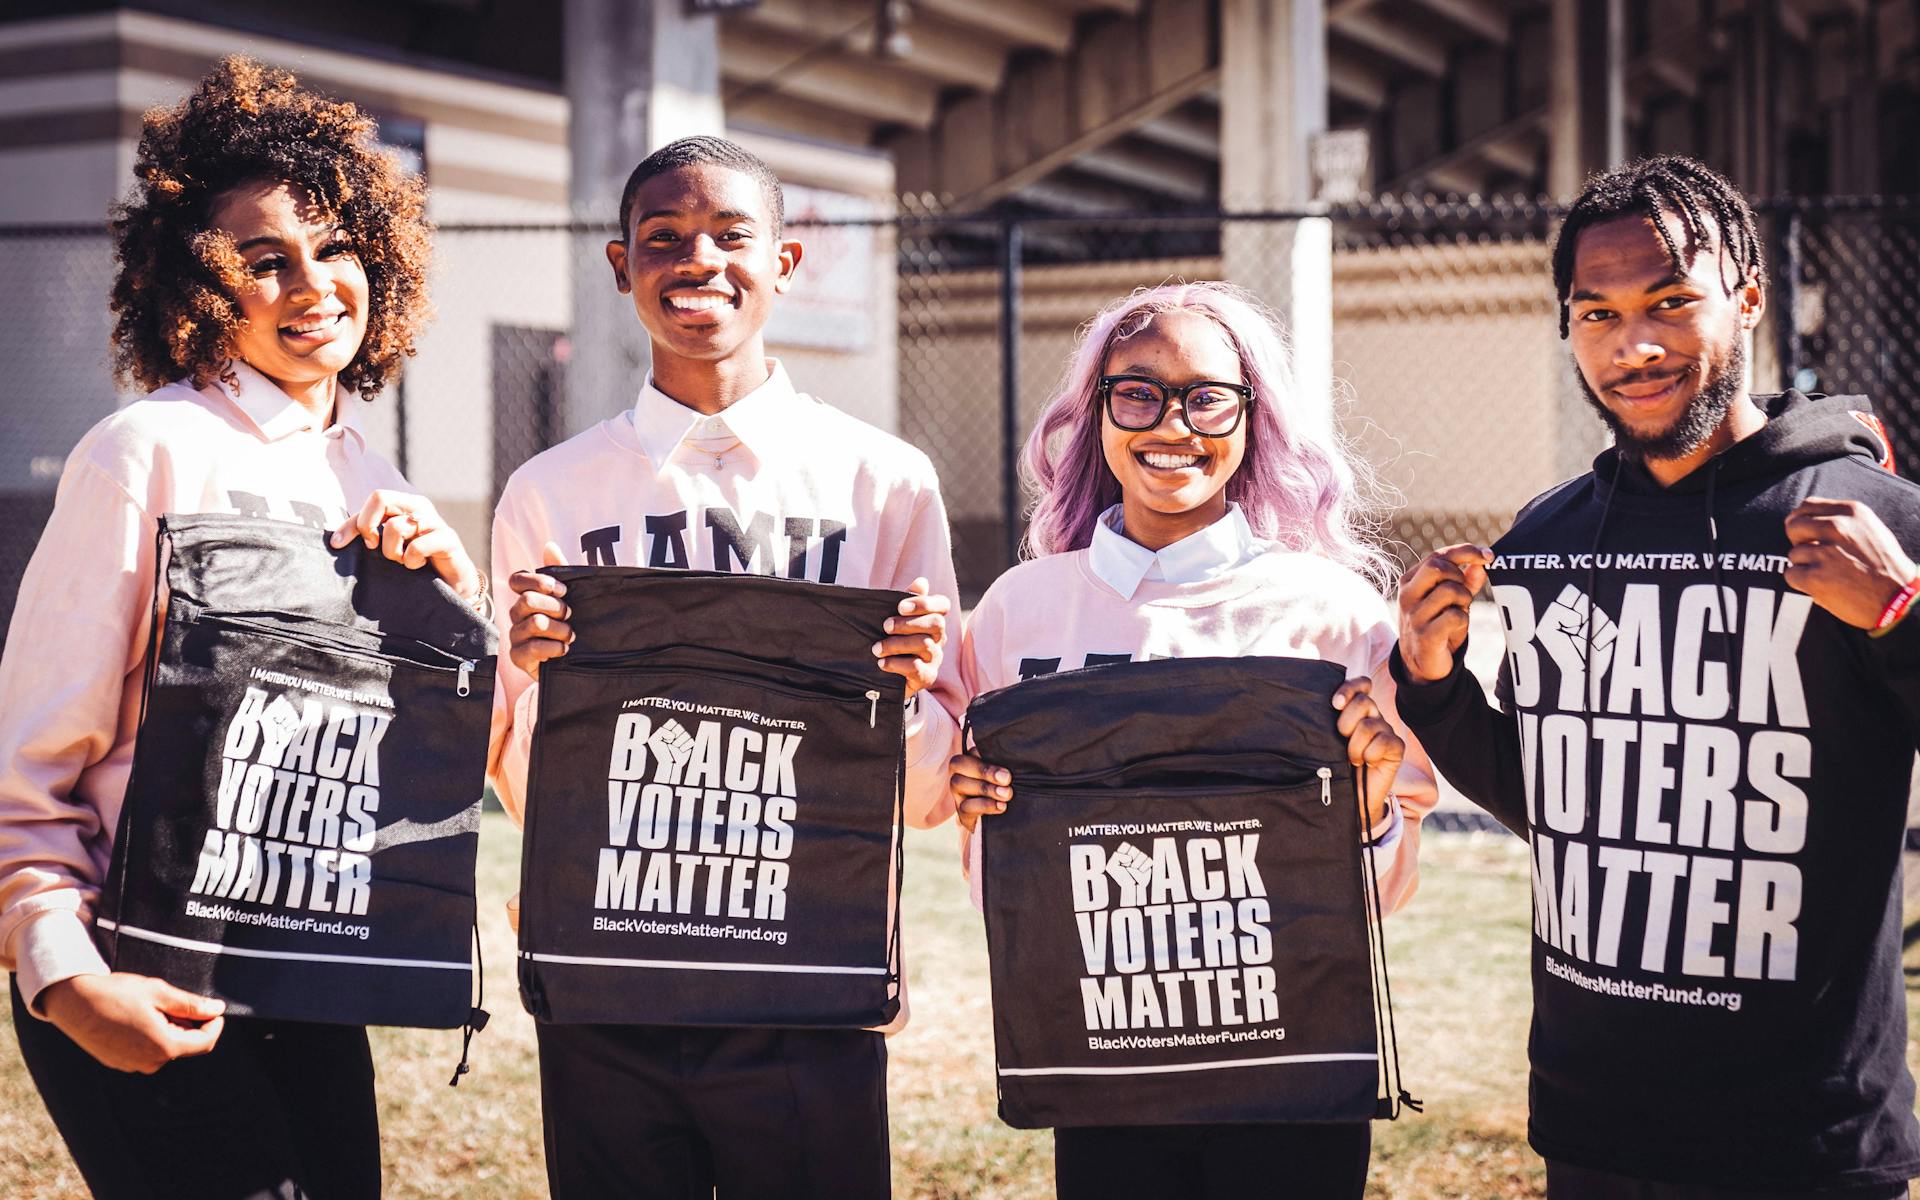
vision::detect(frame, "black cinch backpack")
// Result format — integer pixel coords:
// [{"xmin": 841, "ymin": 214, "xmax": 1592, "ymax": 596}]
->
[
  {"xmin": 966, "ymin": 655, "xmax": 1417, "ymax": 1128},
  {"xmin": 517, "ymin": 566, "xmax": 908, "ymax": 1028},
  {"xmin": 99, "ymin": 513, "xmax": 496, "ymax": 1034}
]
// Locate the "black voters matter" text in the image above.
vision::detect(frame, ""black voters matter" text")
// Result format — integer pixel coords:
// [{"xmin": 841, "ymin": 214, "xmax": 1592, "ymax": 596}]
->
[
  {"xmin": 190, "ymin": 685, "xmax": 386, "ymax": 916},
  {"xmin": 1070, "ymin": 835, "xmax": 1277, "ymax": 1032},
  {"xmin": 594, "ymin": 709, "xmax": 798, "ymax": 922}
]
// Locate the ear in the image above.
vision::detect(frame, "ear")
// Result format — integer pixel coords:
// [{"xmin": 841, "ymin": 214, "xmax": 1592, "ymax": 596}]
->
[
  {"xmin": 772, "ymin": 237, "xmax": 803, "ymax": 295},
  {"xmin": 604, "ymin": 239, "xmax": 632, "ymax": 295},
  {"xmin": 1736, "ymin": 264, "xmax": 1765, "ymax": 332}
]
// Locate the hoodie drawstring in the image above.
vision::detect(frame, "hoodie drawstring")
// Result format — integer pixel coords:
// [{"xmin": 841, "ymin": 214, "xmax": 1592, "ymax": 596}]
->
[
  {"xmin": 1704, "ymin": 460, "xmax": 1742, "ymax": 708},
  {"xmin": 1582, "ymin": 475, "xmax": 1619, "ymax": 828},
  {"xmin": 1583, "ymin": 459, "xmax": 1741, "ymax": 836}
]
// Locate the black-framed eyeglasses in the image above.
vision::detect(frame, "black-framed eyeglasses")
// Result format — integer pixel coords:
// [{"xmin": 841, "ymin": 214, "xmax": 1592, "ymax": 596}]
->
[{"xmin": 1098, "ymin": 374, "xmax": 1255, "ymax": 436}]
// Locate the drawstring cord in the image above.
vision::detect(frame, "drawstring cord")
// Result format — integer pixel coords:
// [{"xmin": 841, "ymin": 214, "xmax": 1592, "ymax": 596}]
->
[
  {"xmin": 885, "ymin": 699, "xmax": 908, "ymax": 994},
  {"xmin": 101, "ymin": 519, "xmax": 174, "ymax": 960},
  {"xmin": 1704, "ymin": 461, "xmax": 1740, "ymax": 706},
  {"xmin": 1359, "ymin": 762, "xmax": 1421, "ymax": 1117},
  {"xmin": 1583, "ymin": 472, "xmax": 1620, "ymax": 829},
  {"xmin": 449, "ymin": 919, "xmax": 489, "ymax": 1086}
]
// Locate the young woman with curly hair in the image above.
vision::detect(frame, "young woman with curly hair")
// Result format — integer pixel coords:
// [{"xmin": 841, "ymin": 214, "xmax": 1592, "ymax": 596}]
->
[{"xmin": 0, "ymin": 56, "xmax": 474, "ymax": 1199}]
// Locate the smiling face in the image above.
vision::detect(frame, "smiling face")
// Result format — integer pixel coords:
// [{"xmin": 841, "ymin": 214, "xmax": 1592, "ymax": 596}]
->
[
  {"xmin": 1098, "ymin": 309, "xmax": 1250, "ymax": 550},
  {"xmin": 210, "ymin": 179, "xmax": 369, "ymax": 412},
  {"xmin": 1566, "ymin": 210, "xmax": 1763, "ymax": 465},
  {"xmin": 604, "ymin": 162, "xmax": 801, "ymax": 400}
]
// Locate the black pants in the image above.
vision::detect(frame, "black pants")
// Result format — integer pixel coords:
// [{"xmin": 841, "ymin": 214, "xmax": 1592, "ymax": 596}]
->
[
  {"xmin": 1545, "ymin": 1160, "xmax": 1911, "ymax": 1199},
  {"xmin": 11, "ymin": 976, "xmax": 380, "ymax": 1200},
  {"xmin": 536, "ymin": 1022, "xmax": 890, "ymax": 1200},
  {"xmin": 1053, "ymin": 1120, "xmax": 1371, "ymax": 1200}
]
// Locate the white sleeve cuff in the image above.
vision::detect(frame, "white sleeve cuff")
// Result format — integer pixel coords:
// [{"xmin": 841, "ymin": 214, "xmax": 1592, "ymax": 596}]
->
[
  {"xmin": 903, "ymin": 690, "xmax": 955, "ymax": 769},
  {"xmin": 14, "ymin": 908, "xmax": 109, "ymax": 1018},
  {"xmin": 1366, "ymin": 794, "xmax": 1405, "ymax": 851}
]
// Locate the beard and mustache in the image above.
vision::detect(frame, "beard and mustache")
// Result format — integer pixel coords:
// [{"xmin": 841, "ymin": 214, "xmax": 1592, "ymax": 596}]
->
[{"xmin": 1577, "ymin": 334, "xmax": 1747, "ymax": 462}]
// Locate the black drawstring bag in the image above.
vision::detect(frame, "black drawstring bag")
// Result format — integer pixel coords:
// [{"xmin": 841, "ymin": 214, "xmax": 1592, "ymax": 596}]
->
[
  {"xmin": 517, "ymin": 567, "xmax": 908, "ymax": 1028},
  {"xmin": 967, "ymin": 656, "xmax": 1414, "ymax": 1129},
  {"xmin": 98, "ymin": 513, "xmax": 496, "ymax": 1030}
]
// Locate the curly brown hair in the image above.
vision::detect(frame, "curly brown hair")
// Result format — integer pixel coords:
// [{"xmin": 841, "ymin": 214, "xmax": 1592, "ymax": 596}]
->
[{"xmin": 109, "ymin": 56, "xmax": 432, "ymax": 400}]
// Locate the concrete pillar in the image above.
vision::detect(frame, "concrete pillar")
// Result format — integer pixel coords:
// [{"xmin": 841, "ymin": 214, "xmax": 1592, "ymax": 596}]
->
[
  {"xmin": 1218, "ymin": 0, "xmax": 1332, "ymax": 425},
  {"xmin": 1548, "ymin": 0, "xmax": 1624, "ymax": 478},
  {"xmin": 563, "ymin": 0, "xmax": 725, "ymax": 437},
  {"xmin": 1548, "ymin": 0, "xmax": 1624, "ymax": 200}
]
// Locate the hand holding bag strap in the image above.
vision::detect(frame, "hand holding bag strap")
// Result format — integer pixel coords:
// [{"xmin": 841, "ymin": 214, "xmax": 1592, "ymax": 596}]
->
[{"xmin": 1358, "ymin": 763, "xmax": 1420, "ymax": 1119}]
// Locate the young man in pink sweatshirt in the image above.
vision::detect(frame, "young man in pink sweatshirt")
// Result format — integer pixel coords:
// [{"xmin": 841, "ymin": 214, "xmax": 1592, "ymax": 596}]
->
[{"xmin": 488, "ymin": 136, "xmax": 961, "ymax": 1199}]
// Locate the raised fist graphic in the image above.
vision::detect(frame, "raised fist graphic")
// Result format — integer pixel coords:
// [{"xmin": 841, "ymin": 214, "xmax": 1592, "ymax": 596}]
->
[
  {"xmin": 647, "ymin": 717, "xmax": 696, "ymax": 782},
  {"xmin": 1536, "ymin": 583, "xmax": 1618, "ymax": 709}
]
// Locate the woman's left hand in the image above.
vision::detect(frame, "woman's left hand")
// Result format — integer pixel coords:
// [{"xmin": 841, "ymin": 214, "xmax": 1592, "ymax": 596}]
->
[
  {"xmin": 1333, "ymin": 676, "xmax": 1403, "ymax": 831},
  {"xmin": 874, "ymin": 577, "xmax": 950, "ymax": 697},
  {"xmin": 331, "ymin": 489, "xmax": 481, "ymax": 601}
]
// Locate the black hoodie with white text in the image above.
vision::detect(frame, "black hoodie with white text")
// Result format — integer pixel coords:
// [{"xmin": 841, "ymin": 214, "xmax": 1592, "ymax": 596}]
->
[{"xmin": 1391, "ymin": 391, "xmax": 1920, "ymax": 1188}]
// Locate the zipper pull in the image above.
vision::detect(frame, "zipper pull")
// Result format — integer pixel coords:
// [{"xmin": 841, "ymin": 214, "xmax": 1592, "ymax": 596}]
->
[
  {"xmin": 866, "ymin": 689, "xmax": 881, "ymax": 728},
  {"xmin": 1317, "ymin": 766, "xmax": 1332, "ymax": 806},
  {"xmin": 457, "ymin": 660, "xmax": 474, "ymax": 697}
]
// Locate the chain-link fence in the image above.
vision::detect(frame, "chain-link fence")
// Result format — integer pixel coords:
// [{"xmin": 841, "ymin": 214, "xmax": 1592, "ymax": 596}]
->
[
  {"xmin": 1780, "ymin": 202, "xmax": 1920, "ymax": 465},
  {"xmin": 3, "ymin": 197, "xmax": 1916, "ymax": 645}
]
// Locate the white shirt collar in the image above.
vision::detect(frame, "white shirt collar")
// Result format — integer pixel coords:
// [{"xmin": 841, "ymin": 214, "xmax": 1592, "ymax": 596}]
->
[
  {"xmin": 629, "ymin": 359, "xmax": 803, "ymax": 472},
  {"xmin": 1087, "ymin": 503, "xmax": 1259, "ymax": 600},
  {"xmin": 213, "ymin": 360, "xmax": 366, "ymax": 448}
]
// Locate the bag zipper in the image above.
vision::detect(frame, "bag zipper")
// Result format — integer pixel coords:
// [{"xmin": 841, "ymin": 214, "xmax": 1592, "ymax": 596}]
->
[
  {"xmin": 193, "ymin": 611, "xmax": 480, "ymax": 695},
  {"xmin": 552, "ymin": 656, "xmax": 892, "ymax": 723},
  {"xmin": 1010, "ymin": 748, "xmax": 1328, "ymax": 792},
  {"xmin": 566, "ymin": 642, "xmax": 883, "ymax": 697}
]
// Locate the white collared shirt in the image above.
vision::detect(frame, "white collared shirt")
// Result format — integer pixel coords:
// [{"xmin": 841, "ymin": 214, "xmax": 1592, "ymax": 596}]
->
[
  {"xmin": 220, "ymin": 359, "xmax": 371, "ymax": 452},
  {"xmin": 1087, "ymin": 503, "xmax": 1261, "ymax": 600},
  {"xmin": 629, "ymin": 360, "xmax": 798, "ymax": 472}
]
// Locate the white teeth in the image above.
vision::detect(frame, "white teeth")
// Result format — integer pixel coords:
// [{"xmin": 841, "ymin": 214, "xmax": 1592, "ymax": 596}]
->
[
  {"xmin": 667, "ymin": 293, "xmax": 730, "ymax": 312},
  {"xmin": 1142, "ymin": 452, "xmax": 1203, "ymax": 469},
  {"xmin": 283, "ymin": 313, "xmax": 341, "ymax": 335}
]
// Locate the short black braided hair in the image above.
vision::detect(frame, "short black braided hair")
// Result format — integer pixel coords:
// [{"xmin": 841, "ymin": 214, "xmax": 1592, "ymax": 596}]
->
[
  {"xmin": 1550, "ymin": 155, "xmax": 1763, "ymax": 338},
  {"xmin": 616, "ymin": 135, "xmax": 785, "ymax": 240}
]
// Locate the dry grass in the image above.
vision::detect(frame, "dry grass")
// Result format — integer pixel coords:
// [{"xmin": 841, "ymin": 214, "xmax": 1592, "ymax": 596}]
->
[{"xmin": 3, "ymin": 820, "xmax": 1916, "ymax": 1198}]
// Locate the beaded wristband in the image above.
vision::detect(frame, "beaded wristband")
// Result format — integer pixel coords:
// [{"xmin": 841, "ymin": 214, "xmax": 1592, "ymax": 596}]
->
[{"xmin": 1870, "ymin": 576, "xmax": 1920, "ymax": 637}]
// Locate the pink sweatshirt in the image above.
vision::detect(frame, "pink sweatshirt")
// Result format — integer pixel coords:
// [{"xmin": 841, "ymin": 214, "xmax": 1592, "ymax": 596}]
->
[
  {"xmin": 486, "ymin": 360, "xmax": 963, "ymax": 828},
  {"xmin": 0, "ymin": 362, "xmax": 409, "ymax": 1010},
  {"xmin": 957, "ymin": 505, "xmax": 1436, "ymax": 914}
]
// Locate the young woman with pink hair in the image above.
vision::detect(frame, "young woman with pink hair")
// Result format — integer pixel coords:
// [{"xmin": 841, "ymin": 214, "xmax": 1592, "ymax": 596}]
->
[{"xmin": 949, "ymin": 280, "xmax": 1436, "ymax": 1197}]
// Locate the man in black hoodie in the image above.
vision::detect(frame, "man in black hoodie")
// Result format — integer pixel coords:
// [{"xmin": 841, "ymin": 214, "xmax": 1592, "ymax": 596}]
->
[{"xmin": 1392, "ymin": 155, "xmax": 1920, "ymax": 1198}]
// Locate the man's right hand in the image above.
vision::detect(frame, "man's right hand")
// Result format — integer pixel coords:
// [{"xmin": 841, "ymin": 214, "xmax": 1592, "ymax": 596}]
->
[
  {"xmin": 40, "ymin": 973, "xmax": 225, "ymax": 1074},
  {"xmin": 1397, "ymin": 544, "xmax": 1493, "ymax": 683},
  {"xmin": 508, "ymin": 541, "xmax": 573, "ymax": 680}
]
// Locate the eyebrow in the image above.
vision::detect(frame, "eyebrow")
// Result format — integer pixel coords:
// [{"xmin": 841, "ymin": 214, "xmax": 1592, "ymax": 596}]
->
[
  {"xmin": 637, "ymin": 208, "xmax": 757, "ymax": 225},
  {"xmin": 234, "ymin": 236, "xmax": 283, "ymax": 253},
  {"xmin": 1569, "ymin": 271, "xmax": 1696, "ymax": 303}
]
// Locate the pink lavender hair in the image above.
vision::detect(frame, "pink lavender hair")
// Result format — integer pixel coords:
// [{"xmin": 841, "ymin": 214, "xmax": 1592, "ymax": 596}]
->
[{"xmin": 1021, "ymin": 281, "xmax": 1394, "ymax": 587}]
